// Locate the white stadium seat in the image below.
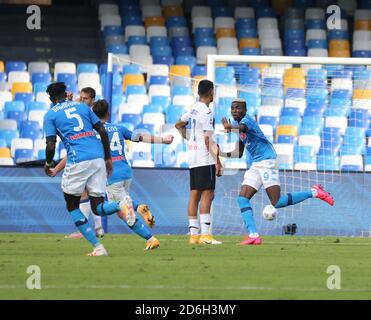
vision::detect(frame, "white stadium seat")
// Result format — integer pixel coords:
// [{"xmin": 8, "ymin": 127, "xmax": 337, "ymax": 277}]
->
[
  {"xmin": 11, "ymin": 138, "xmax": 33, "ymax": 157},
  {"xmin": 8, "ymin": 71, "xmax": 30, "ymax": 86},
  {"xmin": 54, "ymin": 62, "xmax": 76, "ymax": 80}
]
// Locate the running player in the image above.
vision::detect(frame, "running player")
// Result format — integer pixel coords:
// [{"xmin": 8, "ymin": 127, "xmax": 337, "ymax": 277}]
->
[
  {"xmin": 220, "ymin": 99, "xmax": 334, "ymax": 245},
  {"xmin": 175, "ymin": 80, "xmax": 223, "ymax": 245},
  {"xmin": 92, "ymin": 99, "xmax": 174, "ymax": 250},
  {"xmin": 58, "ymin": 87, "xmax": 105, "ymax": 239},
  {"xmin": 43, "ymin": 82, "xmax": 128, "ymax": 256}
]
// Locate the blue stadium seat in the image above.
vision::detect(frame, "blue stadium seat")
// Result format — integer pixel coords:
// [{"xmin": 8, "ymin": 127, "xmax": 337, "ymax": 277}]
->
[
  {"xmin": 237, "ymin": 29, "xmax": 258, "ymax": 39},
  {"xmin": 172, "ymin": 86, "xmax": 192, "ymax": 97},
  {"xmin": 122, "ymin": 15, "xmax": 143, "ymax": 27},
  {"xmin": 125, "ymin": 85, "xmax": 146, "ymax": 96},
  {"xmin": 236, "ymin": 18, "xmax": 256, "ymax": 30},
  {"xmin": 332, "ymin": 69, "xmax": 353, "ymax": 79},
  {"xmin": 143, "ymin": 104, "xmax": 163, "ymax": 114},
  {"xmin": 0, "ymin": 72, "xmax": 6, "ymax": 82},
  {"xmin": 149, "ymin": 76, "xmax": 169, "ymax": 86},
  {"xmin": 353, "ymin": 50, "xmax": 371, "ymax": 58},
  {"xmin": 324, "ymin": 106, "xmax": 348, "ymax": 117},
  {"xmin": 216, "ymin": 67, "xmax": 236, "ymax": 85},
  {"xmin": 318, "ymin": 128, "xmax": 343, "ymax": 155},
  {"xmin": 21, "ymin": 128, "xmax": 43, "ymax": 140},
  {"xmin": 304, "ymin": 102, "xmax": 326, "ymax": 117},
  {"xmin": 128, "ymin": 36, "xmax": 147, "ymax": 47},
  {"xmin": 77, "ymin": 63, "xmax": 98, "ymax": 75},
  {"xmin": 0, "ymin": 111, "xmax": 4, "ymax": 120},
  {"xmin": 324, "ymin": 64, "xmax": 344, "ymax": 77},
  {"xmin": 121, "ymin": 114, "xmax": 142, "ymax": 127},
  {"xmin": 166, "ymin": 105, "xmax": 185, "ymax": 124},
  {"xmin": 259, "ymin": 116, "xmax": 279, "ymax": 130},
  {"xmin": 5, "ymin": 61, "xmax": 27, "ymax": 74},
  {"xmin": 26, "ymin": 101, "xmax": 48, "ymax": 112},
  {"xmin": 123, "ymin": 64, "xmax": 141, "ymax": 75},
  {"xmin": 240, "ymin": 67, "xmax": 260, "ymax": 85},
  {"xmin": 195, "ymin": 37, "xmax": 217, "ymax": 47},
  {"xmin": 103, "ymin": 26, "xmax": 124, "ymax": 37},
  {"xmin": 173, "ymin": 46, "xmax": 194, "ymax": 57},
  {"xmin": 14, "ymin": 149, "xmax": 34, "ymax": 163},
  {"xmin": 153, "ymin": 55, "xmax": 174, "ymax": 67},
  {"xmin": 213, "ymin": 6, "xmax": 233, "ymax": 17},
  {"xmin": 134, "ymin": 124, "xmax": 155, "ymax": 135},
  {"xmin": 279, "ymin": 116, "xmax": 301, "ymax": 127},
  {"xmin": 166, "ymin": 16, "xmax": 187, "ymax": 28},
  {"xmin": 349, "ymin": 110, "xmax": 370, "ymax": 129},
  {"xmin": 286, "ymin": 48, "xmax": 307, "ymax": 56},
  {"xmin": 286, "ymin": 88, "xmax": 306, "ymax": 98},
  {"xmin": 14, "ymin": 93, "xmax": 34, "ymax": 105},
  {"xmin": 0, "ymin": 129, "xmax": 19, "ymax": 147},
  {"xmin": 99, "ymin": 63, "xmax": 120, "ymax": 76},
  {"xmin": 176, "ymin": 56, "xmax": 196, "ymax": 71},
  {"xmin": 6, "ymin": 111, "xmax": 26, "ymax": 128},
  {"xmin": 278, "ymin": 135, "xmax": 297, "ymax": 144},
  {"xmin": 0, "ymin": 138, "xmax": 6, "ymax": 147},
  {"xmin": 171, "ymin": 36, "xmax": 192, "ymax": 48},
  {"xmin": 307, "ymin": 69, "xmax": 327, "ymax": 80},
  {"xmin": 4, "ymin": 101, "xmax": 25, "ymax": 113},
  {"xmin": 192, "ymin": 65, "xmax": 207, "ymax": 77},
  {"xmin": 150, "ymin": 36, "xmax": 169, "ymax": 48},
  {"xmin": 57, "ymin": 73, "xmax": 77, "ymax": 85},
  {"xmin": 151, "ymin": 96, "xmax": 171, "ymax": 110},
  {"xmin": 152, "ymin": 46, "xmax": 173, "ymax": 57},
  {"xmin": 256, "ymin": 7, "xmax": 276, "ymax": 18},
  {"xmin": 281, "ymin": 107, "xmax": 301, "ymax": 117},
  {"xmin": 306, "ymin": 19, "xmax": 326, "ymax": 29},
  {"xmin": 301, "ymin": 116, "xmax": 324, "ymax": 135},
  {"xmin": 31, "ymin": 73, "xmax": 51, "ymax": 85},
  {"xmin": 194, "ymin": 28, "xmax": 214, "ymax": 39},
  {"xmin": 107, "ymin": 44, "xmax": 128, "ymax": 54},
  {"xmin": 317, "ymin": 154, "xmax": 340, "ymax": 170},
  {"xmin": 294, "ymin": 145, "xmax": 316, "ymax": 163},
  {"xmin": 328, "ymin": 30, "xmax": 349, "ymax": 40},
  {"xmin": 241, "ymin": 48, "xmax": 261, "ymax": 55},
  {"xmin": 307, "ymin": 39, "xmax": 328, "ymax": 49}
]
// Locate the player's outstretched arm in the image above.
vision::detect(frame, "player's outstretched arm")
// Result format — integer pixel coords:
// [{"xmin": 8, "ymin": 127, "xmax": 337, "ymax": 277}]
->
[
  {"xmin": 48, "ymin": 156, "xmax": 67, "ymax": 177},
  {"xmin": 221, "ymin": 117, "xmax": 247, "ymax": 134},
  {"xmin": 136, "ymin": 134, "xmax": 174, "ymax": 144},
  {"xmin": 93, "ymin": 122, "xmax": 113, "ymax": 177}
]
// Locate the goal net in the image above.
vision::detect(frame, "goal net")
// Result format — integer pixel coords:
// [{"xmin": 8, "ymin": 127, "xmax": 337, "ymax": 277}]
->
[{"xmin": 207, "ymin": 55, "xmax": 371, "ymax": 237}]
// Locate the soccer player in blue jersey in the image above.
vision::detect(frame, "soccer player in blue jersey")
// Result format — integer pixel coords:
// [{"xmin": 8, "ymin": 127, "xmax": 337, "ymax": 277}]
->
[
  {"xmin": 220, "ymin": 99, "xmax": 334, "ymax": 245},
  {"xmin": 92, "ymin": 99, "xmax": 174, "ymax": 250},
  {"xmin": 43, "ymin": 82, "xmax": 131, "ymax": 256}
]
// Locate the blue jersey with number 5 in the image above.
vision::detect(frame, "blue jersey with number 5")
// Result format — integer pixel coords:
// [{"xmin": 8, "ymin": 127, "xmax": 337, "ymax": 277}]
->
[
  {"xmin": 104, "ymin": 122, "xmax": 133, "ymax": 185},
  {"xmin": 237, "ymin": 115, "xmax": 277, "ymax": 162},
  {"xmin": 43, "ymin": 100, "xmax": 104, "ymax": 164}
]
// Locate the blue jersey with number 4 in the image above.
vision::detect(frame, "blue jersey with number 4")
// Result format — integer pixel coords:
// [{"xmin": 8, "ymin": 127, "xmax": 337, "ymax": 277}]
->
[
  {"xmin": 104, "ymin": 122, "xmax": 133, "ymax": 185},
  {"xmin": 43, "ymin": 100, "xmax": 104, "ymax": 164},
  {"xmin": 237, "ymin": 115, "xmax": 276, "ymax": 163}
]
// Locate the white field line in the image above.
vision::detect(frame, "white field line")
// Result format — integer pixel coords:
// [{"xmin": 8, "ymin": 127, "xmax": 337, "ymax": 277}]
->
[{"xmin": 0, "ymin": 284, "xmax": 371, "ymax": 293}]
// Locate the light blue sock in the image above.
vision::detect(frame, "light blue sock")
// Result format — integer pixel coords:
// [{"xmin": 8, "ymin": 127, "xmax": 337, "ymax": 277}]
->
[
  {"xmin": 96, "ymin": 201, "xmax": 120, "ymax": 216},
  {"xmin": 132, "ymin": 200, "xmax": 139, "ymax": 211},
  {"xmin": 121, "ymin": 214, "xmax": 153, "ymax": 240},
  {"xmin": 70, "ymin": 209, "xmax": 99, "ymax": 247},
  {"xmin": 237, "ymin": 196, "xmax": 258, "ymax": 235},
  {"xmin": 275, "ymin": 191, "xmax": 313, "ymax": 208}
]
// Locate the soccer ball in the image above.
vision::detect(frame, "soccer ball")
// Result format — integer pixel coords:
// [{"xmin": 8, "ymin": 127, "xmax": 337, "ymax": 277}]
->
[{"xmin": 262, "ymin": 205, "xmax": 277, "ymax": 221}]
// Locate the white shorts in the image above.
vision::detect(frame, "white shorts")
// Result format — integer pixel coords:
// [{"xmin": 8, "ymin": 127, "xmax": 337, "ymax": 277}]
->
[
  {"xmin": 61, "ymin": 158, "xmax": 107, "ymax": 197},
  {"xmin": 106, "ymin": 181, "xmax": 130, "ymax": 202},
  {"xmin": 242, "ymin": 159, "xmax": 280, "ymax": 191}
]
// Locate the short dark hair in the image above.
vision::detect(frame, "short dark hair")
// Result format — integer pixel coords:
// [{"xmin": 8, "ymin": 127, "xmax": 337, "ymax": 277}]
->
[
  {"xmin": 81, "ymin": 87, "xmax": 96, "ymax": 99},
  {"xmin": 46, "ymin": 82, "xmax": 66, "ymax": 102},
  {"xmin": 92, "ymin": 99, "xmax": 109, "ymax": 119},
  {"xmin": 198, "ymin": 80, "xmax": 214, "ymax": 96}
]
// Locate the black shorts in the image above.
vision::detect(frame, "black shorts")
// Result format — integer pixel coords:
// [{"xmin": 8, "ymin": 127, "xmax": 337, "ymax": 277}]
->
[{"xmin": 190, "ymin": 165, "xmax": 216, "ymax": 191}]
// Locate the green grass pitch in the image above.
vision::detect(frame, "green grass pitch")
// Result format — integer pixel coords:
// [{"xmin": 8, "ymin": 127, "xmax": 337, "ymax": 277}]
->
[{"xmin": 0, "ymin": 233, "xmax": 371, "ymax": 300}]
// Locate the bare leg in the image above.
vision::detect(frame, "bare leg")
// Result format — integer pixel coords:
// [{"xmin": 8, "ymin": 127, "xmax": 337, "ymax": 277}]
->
[{"xmin": 265, "ymin": 185, "xmax": 281, "ymax": 206}]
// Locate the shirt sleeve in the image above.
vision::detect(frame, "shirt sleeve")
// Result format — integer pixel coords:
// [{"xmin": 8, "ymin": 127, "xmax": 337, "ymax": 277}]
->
[
  {"xmin": 201, "ymin": 109, "xmax": 214, "ymax": 132},
  {"xmin": 121, "ymin": 126, "xmax": 134, "ymax": 141},
  {"xmin": 43, "ymin": 112, "xmax": 57, "ymax": 138},
  {"xmin": 180, "ymin": 110, "xmax": 191, "ymax": 122},
  {"xmin": 239, "ymin": 117, "xmax": 251, "ymax": 131}
]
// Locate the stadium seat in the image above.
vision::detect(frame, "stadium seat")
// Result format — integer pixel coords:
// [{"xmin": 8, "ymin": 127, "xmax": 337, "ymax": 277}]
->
[
  {"xmin": 5, "ymin": 61, "xmax": 27, "ymax": 74},
  {"xmin": 54, "ymin": 62, "xmax": 76, "ymax": 80},
  {"xmin": 11, "ymin": 83, "xmax": 32, "ymax": 96},
  {"xmin": 10, "ymin": 137, "xmax": 33, "ymax": 157}
]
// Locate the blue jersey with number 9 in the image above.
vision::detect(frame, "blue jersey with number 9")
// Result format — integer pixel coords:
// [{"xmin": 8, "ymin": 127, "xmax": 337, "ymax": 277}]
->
[{"xmin": 43, "ymin": 100, "xmax": 104, "ymax": 164}]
